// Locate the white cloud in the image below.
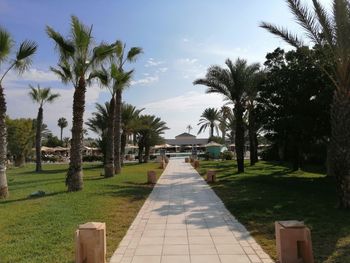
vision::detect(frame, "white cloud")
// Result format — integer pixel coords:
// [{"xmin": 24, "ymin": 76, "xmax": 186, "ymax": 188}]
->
[
  {"xmin": 131, "ymin": 75, "xmax": 159, "ymax": 86},
  {"xmin": 5, "ymin": 68, "xmax": 58, "ymax": 83},
  {"xmin": 174, "ymin": 58, "xmax": 206, "ymax": 79},
  {"xmin": 144, "ymin": 58, "xmax": 164, "ymax": 67},
  {"xmin": 177, "ymin": 58, "xmax": 198, "ymax": 65},
  {"xmin": 158, "ymin": 67, "xmax": 168, "ymax": 73},
  {"xmin": 182, "ymin": 38, "xmax": 189, "ymax": 42},
  {"xmin": 143, "ymin": 91, "xmax": 224, "ymax": 112},
  {"xmin": 5, "ymin": 84, "xmax": 106, "ymax": 139}
]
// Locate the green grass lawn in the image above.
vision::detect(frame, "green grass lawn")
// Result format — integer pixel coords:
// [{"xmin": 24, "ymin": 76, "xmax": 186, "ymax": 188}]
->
[
  {"xmin": 0, "ymin": 162, "xmax": 162, "ymax": 263},
  {"xmin": 198, "ymin": 160, "xmax": 350, "ymax": 263}
]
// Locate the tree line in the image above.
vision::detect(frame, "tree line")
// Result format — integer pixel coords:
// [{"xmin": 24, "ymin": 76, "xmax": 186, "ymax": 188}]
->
[{"xmin": 0, "ymin": 16, "xmax": 167, "ymax": 198}]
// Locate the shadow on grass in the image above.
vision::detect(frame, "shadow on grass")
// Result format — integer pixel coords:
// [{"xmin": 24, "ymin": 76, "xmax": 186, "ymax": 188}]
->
[
  {"xmin": 0, "ymin": 190, "xmax": 67, "ymax": 205},
  {"xmin": 96, "ymin": 184, "xmax": 152, "ymax": 202},
  {"xmin": 201, "ymin": 160, "xmax": 350, "ymax": 263}
]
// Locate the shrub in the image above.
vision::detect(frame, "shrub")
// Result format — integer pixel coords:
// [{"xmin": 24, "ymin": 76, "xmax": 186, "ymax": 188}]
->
[
  {"xmin": 82, "ymin": 155, "xmax": 103, "ymax": 162},
  {"xmin": 220, "ymin": 150, "xmax": 234, "ymax": 160}
]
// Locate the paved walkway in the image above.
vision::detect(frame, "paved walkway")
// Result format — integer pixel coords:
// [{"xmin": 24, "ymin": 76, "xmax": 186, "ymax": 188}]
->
[{"xmin": 110, "ymin": 159, "xmax": 274, "ymax": 263}]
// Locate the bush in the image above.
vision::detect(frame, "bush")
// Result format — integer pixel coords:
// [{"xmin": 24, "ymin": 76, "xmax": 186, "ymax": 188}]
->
[
  {"xmin": 83, "ymin": 155, "xmax": 103, "ymax": 162},
  {"xmin": 220, "ymin": 151, "xmax": 234, "ymax": 160}
]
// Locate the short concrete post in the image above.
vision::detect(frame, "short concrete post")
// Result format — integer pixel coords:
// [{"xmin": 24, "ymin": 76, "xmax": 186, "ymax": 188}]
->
[
  {"xmin": 185, "ymin": 157, "xmax": 190, "ymax": 163},
  {"xmin": 156, "ymin": 155, "xmax": 163, "ymax": 163},
  {"xmin": 164, "ymin": 157, "xmax": 169, "ymax": 163},
  {"xmin": 193, "ymin": 160, "xmax": 200, "ymax": 169},
  {"xmin": 275, "ymin": 221, "xmax": 314, "ymax": 263},
  {"xmin": 75, "ymin": 222, "xmax": 106, "ymax": 263},
  {"xmin": 160, "ymin": 160, "xmax": 166, "ymax": 169},
  {"xmin": 147, "ymin": 170, "xmax": 157, "ymax": 184},
  {"xmin": 206, "ymin": 170, "xmax": 216, "ymax": 183}
]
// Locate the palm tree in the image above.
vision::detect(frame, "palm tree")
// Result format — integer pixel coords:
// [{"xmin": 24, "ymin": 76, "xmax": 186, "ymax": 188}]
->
[
  {"xmin": 260, "ymin": 0, "xmax": 350, "ymax": 208},
  {"xmin": 186, "ymin": 124, "xmax": 193, "ymax": 134},
  {"xmin": 57, "ymin": 117, "xmax": 68, "ymax": 142},
  {"xmin": 47, "ymin": 16, "xmax": 114, "ymax": 191},
  {"xmin": 0, "ymin": 27, "xmax": 37, "ymax": 198},
  {"xmin": 121, "ymin": 103, "xmax": 144, "ymax": 164},
  {"xmin": 135, "ymin": 115, "xmax": 169, "ymax": 163},
  {"xmin": 197, "ymin": 108, "xmax": 220, "ymax": 139},
  {"xmin": 29, "ymin": 85, "xmax": 60, "ymax": 172},
  {"xmin": 90, "ymin": 62, "xmax": 136, "ymax": 177},
  {"xmin": 110, "ymin": 41, "xmax": 142, "ymax": 174},
  {"xmin": 194, "ymin": 59, "xmax": 260, "ymax": 173},
  {"xmin": 219, "ymin": 106, "xmax": 231, "ymax": 143},
  {"xmin": 86, "ymin": 102, "xmax": 109, "ymax": 165}
]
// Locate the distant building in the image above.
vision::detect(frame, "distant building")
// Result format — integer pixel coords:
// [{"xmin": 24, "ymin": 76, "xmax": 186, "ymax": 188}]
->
[{"xmin": 165, "ymin": 133, "xmax": 207, "ymax": 151}]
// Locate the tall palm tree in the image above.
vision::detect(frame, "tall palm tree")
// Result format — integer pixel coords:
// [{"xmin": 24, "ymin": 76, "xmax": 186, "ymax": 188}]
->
[
  {"xmin": 110, "ymin": 41, "xmax": 142, "ymax": 174},
  {"xmin": 197, "ymin": 108, "xmax": 220, "ymax": 138},
  {"xmin": 0, "ymin": 27, "xmax": 37, "ymax": 198},
  {"xmin": 260, "ymin": 0, "xmax": 350, "ymax": 208},
  {"xmin": 135, "ymin": 115, "xmax": 169, "ymax": 163},
  {"xmin": 86, "ymin": 102, "xmax": 109, "ymax": 165},
  {"xmin": 186, "ymin": 124, "xmax": 193, "ymax": 134},
  {"xmin": 194, "ymin": 59, "xmax": 260, "ymax": 173},
  {"xmin": 29, "ymin": 85, "xmax": 60, "ymax": 172},
  {"xmin": 90, "ymin": 62, "xmax": 135, "ymax": 177},
  {"xmin": 47, "ymin": 16, "xmax": 114, "ymax": 191},
  {"xmin": 121, "ymin": 103, "xmax": 144, "ymax": 164},
  {"xmin": 57, "ymin": 117, "xmax": 68, "ymax": 142}
]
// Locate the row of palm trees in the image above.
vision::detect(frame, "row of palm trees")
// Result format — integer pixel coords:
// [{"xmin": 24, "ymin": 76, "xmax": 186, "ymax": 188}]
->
[
  {"xmin": 87, "ymin": 102, "xmax": 168, "ymax": 167},
  {"xmin": 0, "ymin": 16, "xmax": 145, "ymax": 197},
  {"xmin": 194, "ymin": 59, "xmax": 261, "ymax": 173}
]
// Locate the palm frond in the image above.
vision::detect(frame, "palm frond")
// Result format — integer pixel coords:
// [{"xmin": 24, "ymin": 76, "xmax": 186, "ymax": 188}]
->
[
  {"xmin": 312, "ymin": 0, "xmax": 334, "ymax": 45},
  {"xmin": 46, "ymin": 26, "xmax": 75, "ymax": 60},
  {"xmin": 50, "ymin": 66, "xmax": 71, "ymax": 84},
  {"xmin": 287, "ymin": 0, "xmax": 321, "ymax": 44},
  {"xmin": 333, "ymin": 0, "xmax": 350, "ymax": 55},
  {"xmin": 0, "ymin": 27, "xmax": 12, "ymax": 64},
  {"xmin": 260, "ymin": 22, "xmax": 304, "ymax": 48},
  {"xmin": 14, "ymin": 40, "xmax": 38, "ymax": 73},
  {"xmin": 127, "ymin": 47, "xmax": 143, "ymax": 62}
]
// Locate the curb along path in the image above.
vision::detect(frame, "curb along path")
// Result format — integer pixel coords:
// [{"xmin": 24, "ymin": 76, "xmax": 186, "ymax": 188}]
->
[{"xmin": 110, "ymin": 159, "xmax": 274, "ymax": 263}]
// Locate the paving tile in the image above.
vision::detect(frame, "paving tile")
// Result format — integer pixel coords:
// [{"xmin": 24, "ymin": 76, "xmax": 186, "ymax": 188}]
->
[
  {"xmin": 110, "ymin": 159, "xmax": 273, "ymax": 263},
  {"xmin": 219, "ymin": 254, "xmax": 252, "ymax": 263},
  {"xmin": 190, "ymin": 255, "xmax": 221, "ymax": 263},
  {"xmin": 162, "ymin": 244, "xmax": 189, "ymax": 255},
  {"xmin": 161, "ymin": 255, "xmax": 190, "ymax": 263}
]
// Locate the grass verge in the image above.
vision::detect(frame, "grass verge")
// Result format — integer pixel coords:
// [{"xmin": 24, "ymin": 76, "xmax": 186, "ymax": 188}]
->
[
  {"xmin": 0, "ymin": 162, "xmax": 162, "ymax": 263},
  {"xmin": 198, "ymin": 160, "xmax": 350, "ymax": 263}
]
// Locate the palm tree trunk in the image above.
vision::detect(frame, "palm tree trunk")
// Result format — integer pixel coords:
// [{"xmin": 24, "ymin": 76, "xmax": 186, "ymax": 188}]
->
[
  {"xmin": 35, "ymin": 106, "xmax": 43, "ymax": 172},
  {"xmin": 210, "ymin": 123, "xmax": 214, "ymax": 138},
  {"xmin": 235, "ymin": 103, "xmax": 245, "ymax": 173},
  {"xmin": 60, "ymin": 127, "xmax": 63, "ymax": 142},
  {"xmin": 114, "ymin": 90, "xmax": 122, "ymax": 174},
  {"xmin": 144, "ymin": 144, "xmax": 150, "ymax": 163},
  {"xmin": 121, "ymin": 131, "xmax": 126, "ymax": 166},
  {"xmin": 138, "ymin": 143, "xmax": 144, "ymax": 163},
  {"xmin": 0, "ymin": 84, "xmax": 8, "ymax": 198},
  {"xmin": 104, "ymin": 95, "xmax": 115, "ymax": 177},
  {"xmin": 248, "ymin": 108, "xmax": 257, "ymax": 166},
  {"xmin": 66, "ymin": 77, "xmax": 85, "ymax": 191},
  {"xmin": 15, "ymin": 154, "xmax": 25, "ymax": 167},
  {"xmin": 329, "ymin": 90, "xmax": 350, "ymax": 208}
]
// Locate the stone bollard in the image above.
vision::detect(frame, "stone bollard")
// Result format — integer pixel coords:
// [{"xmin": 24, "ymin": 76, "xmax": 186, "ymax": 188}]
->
[
  {"xmin": 156, "ymin": 155, "xmax": 163, "ymax": 163},
  {"xmin": 147, "ymin": 170, "xmax": 157, "ymax": 184},
  {"xmin": 164, "ymin": 156, "xmax": 169, "ymax": 163},
  {"xmin": 75, "ymin": 222, "xmax": 106, "ymax": 263},
  {"xmin": 160, "ymin": 160, "xmax": 166, "ymax": 169},
  {"xmin": 275, "ymin": 221, "xmax": 314, "ymax": 263},
  {"xmin": 193, "ymin": 160, "xmax": 200, "ymax": 169},
  {"xmin": 206, "ymin": 170, "xmax": 216, "ymax": 183},
  {"xmin": 185, "ymin": 157, "xmax": 190, "ymax": 163}
]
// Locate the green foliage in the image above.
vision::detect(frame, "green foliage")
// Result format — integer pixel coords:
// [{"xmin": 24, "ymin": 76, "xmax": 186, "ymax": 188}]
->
[
  {"xmin": 43, "ymin": 134, "xmax": 63, "ymax": 147},
  {"xmin": 257, "ymin": 47, "xmax": 333, "ymax": 168},
  {"xmin": 208, "ymin": 136, "xmax": 225, "ymax": 144},
  {"xmin": 6, "ymin": 117, "xmax": 35, "ymax": 161},
  {"xmin": 197, "ymin": 108, "xmax": 220, "ymax": 137},
  {"xmin": 220, "ymin": 150, "xmax": 234, "ymax": 160},
  {"xmin": 82, "ymin": 155, "xmax": 103, "ymax": 162}
]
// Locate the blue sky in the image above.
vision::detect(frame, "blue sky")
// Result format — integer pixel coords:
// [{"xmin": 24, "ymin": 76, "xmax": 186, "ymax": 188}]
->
[{"xmin": 0, "ymin": 0, "xmax": 331, "ymax": 138}]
